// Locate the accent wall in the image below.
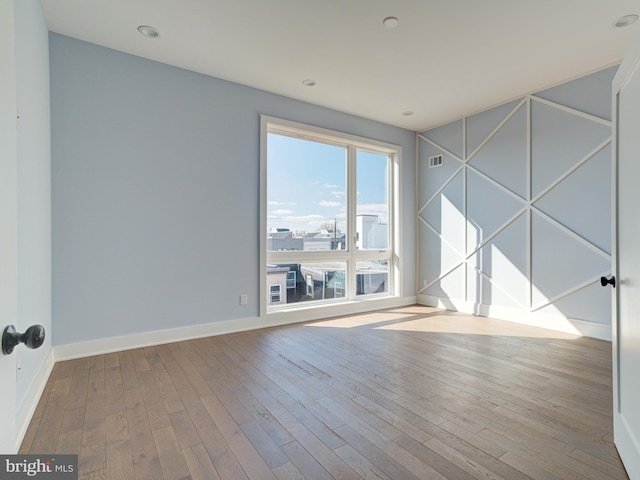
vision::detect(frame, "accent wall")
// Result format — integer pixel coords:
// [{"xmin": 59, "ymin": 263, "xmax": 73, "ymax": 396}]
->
[{"xmin": 417, "ymin": 67, "xmax": 616, "ymax": 340}]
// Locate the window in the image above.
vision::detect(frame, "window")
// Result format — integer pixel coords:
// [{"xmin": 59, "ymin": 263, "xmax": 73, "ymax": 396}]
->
[
  {"xmin": 286, "ymin": 271, "xmax": 296, "ymax": 289},
  {"xmin": 306, "ymin": 274, "xmax": 314, "ymax": 297},
  {"xmin": 261, "ymin": 117, "xmax": 400, "ymax": 312},
  {"xmin": 270, "ymin": 285, "xmax": 281, "ymax": 304}
]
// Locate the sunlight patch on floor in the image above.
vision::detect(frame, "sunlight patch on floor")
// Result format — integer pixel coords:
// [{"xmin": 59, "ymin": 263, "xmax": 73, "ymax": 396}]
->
[
  {"xmin": 304, "ymin": 305, "xmax": 582, "ymax": 339},
  {"xmin": 305, "ymin": 311, "xmax": 416, "ymax": 328},
  {"xmin": 374, "ymin": 314, "xmax": 582, "ymax": 339}
]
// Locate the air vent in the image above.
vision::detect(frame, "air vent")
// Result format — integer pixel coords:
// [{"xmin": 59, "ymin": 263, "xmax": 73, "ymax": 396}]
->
[{"xmin": 429, "ymin": 154, "xmax": 443, "ymax": 168}]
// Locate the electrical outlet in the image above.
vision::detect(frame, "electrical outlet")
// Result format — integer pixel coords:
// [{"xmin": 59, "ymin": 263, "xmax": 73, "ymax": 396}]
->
[{"xmin": 240, "ymin": 294, "xmax": 248, "ymax": 306}]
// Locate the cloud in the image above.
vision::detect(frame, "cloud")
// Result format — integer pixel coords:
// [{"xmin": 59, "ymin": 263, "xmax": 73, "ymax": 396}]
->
[
  {"xmin": 324, "ymin": 183, "xmax": 339, "ymax": 188},
  {"xmin": 282, "ymin": 214, "xmax": 325, "ymax": 221},
  {"xmin": 268, "ymin": 201, "xmax": 296, "ymax": 206},
  {"xmin": 331, "ymin": 191, "xmax": 345, "ymax": 197},
  {"xmin": 319, "ymin": 200, "xmax": 341, "ymax": 207},
  {"xmin": 271, "ymin": 209, "xmax": 294, "ymax": 215}
]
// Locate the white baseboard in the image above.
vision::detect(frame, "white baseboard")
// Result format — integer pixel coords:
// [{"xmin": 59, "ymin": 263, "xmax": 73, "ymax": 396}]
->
[
  {"xmin": 54, "ymin": 295, "xmax": 418, "ymax": 361},
  {"xmin": 15, "ymin": 347, "xmax": 55, "ymax": 452},
  {"xmin": 418, "ymin": 294, "xmax": 612, "ymax": 341}
]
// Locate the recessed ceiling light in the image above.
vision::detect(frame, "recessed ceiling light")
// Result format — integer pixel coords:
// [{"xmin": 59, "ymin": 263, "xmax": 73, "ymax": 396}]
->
[
  {"xmin": 138, "ymin": 25, "xmax": 160, "ymax": 38},
  {"xmin": 302, "ymin": 79, "xmax": 316, "ymax": 87},
  {"xmin": 402, "ymin": 111, "xmax": 414, "ymax": 116},
  {"xmin": 613, "ymin": 14, "xmax": 639, "ymax": 28},
  {"xmin": 383, "ymin": 17, "xmax": 399, "ymax": 29}
]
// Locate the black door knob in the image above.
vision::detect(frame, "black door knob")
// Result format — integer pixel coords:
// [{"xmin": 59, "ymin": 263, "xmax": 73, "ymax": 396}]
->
[
  {"xmin": 600, "ymin": 276, "xmax": 616, "ymax": 288},
  {"xmin": 2, "ymin": 324, "xmax": 46, "ymax": 355}
]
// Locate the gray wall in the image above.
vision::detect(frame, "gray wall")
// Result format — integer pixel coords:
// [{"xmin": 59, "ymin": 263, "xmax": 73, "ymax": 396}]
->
[
  {"xmin": 417, "ymin": 67, "xmax": 616, "ymax": 338},
  {"xmin": 15, "ymin": 0, "xmax": 52, "ymax": 414},
  {"xmin": 50, "ymin": 34, "xmax": 416, "ymax": 346}
]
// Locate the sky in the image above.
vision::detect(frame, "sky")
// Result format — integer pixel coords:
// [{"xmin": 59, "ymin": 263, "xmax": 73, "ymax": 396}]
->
[{"xmin": 267, "ymin": 132, "xmax": 389, "ymax": 234}]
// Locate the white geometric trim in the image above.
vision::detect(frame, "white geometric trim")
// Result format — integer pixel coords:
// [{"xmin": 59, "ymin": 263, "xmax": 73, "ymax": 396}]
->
[
  {"xmin": 463, "ymin": 116, "xmax": 468, "ymax": 162},
  {"xmin": 531, "ymin": 207, "xmax": 611, "ymax": 260},
  {"xmin": 424, "ymin": 208, "xmax": 527, "ymax": 292},
  {"xmin": 530, "ymin": 95, "xmax": 613, "ymax": 127},
  {"xmin": 468, "ymin": 262, "xmax": 528, "ymax": 309},
  {"xmin": 417, "ymin": 164, "xmax": 464, "ymax": 214},
  {"xmin": 466, "ymin": 97, "xmax": 527, "ymax": 162},
  {"xmin": 466, "ymin": 163, "xmax": 527, "ymax": 203},
  {"xmin": 526, "ymin": 100, "xmax": 533, "ymax": 307},
  {"xmin": 423, "ymin": 260, "xmax": 465, "ymax": 291},
  {"xmin": 463, "ymin": 118, "xmax": 469, "ymax": 299},
  {"xmin": 417, "ymin": 133, "xmax": 464, "ymax": 163},
  {"xmin": 530, "ymin": 137, "xmax": 612, "ymax": 204},
  {"xmin": 530, "ymin": 276, "xmax": 610, "ymax": 312},
  {"xmin": 465, "ymin": 209, "xmax": 528, "ymax": 260},
  {"xmin": 418, "ymin": 215, "xmax": 464, "ymax": 257}
]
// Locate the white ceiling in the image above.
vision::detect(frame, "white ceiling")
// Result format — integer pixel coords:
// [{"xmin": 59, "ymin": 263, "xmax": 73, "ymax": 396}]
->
[{"xmin": 41, "ymin": 0, "xmax": 640, "ymax": 131}]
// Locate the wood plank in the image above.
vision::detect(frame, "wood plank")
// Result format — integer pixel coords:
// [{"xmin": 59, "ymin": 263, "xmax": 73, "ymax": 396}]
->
[
  {"xmin": 123, "ymin": 387, "xmax": 163, "ymax": 480},
  {"xmin": 395, "ymin": 433, "xmax": 476, "ymax": 480},
  {"xmin": 55, "ymin": 429, "xmax": 83, "ymax": 455},
  {"xmin": 271, "ymin": 461, "xmax": 306, "ymax": 480},
  {"xmin": 280, "ymin": 441, "xmax": 334, "ymax": 480},
  {"xmin": 78, "ymin": 418, "xmax": 106, "ymax": 477},
  {"xmin": 264, "ymin": 402, "xmax": 359, "ymax": 479},
  {"xmin": 424, "ymin": 436, "xmax": 509, "ymax": 480},
  {"xmin": 183, "ymin": 444, "xmax": 222, "ymax": 480},
  {"xmin": 152, "ymin": 425, "xmax": 191, "ymax": 480},
  {"xmin": 200, "ymin": 393, "xmax": 277, "ymax": 480},
  {"xmin": 31, "ymin": 390, "xmax": 66, "ymax": 453},
  {"xmin": 238, "ymin": 420, "xmax": 289, "ymax": 469},
  {"xmin": 65, "ymin": 357, "xmax": 90, "ymax": 409},
  {"xmin": 332, "ymin": 424, "xmax": 424, "ymax": 480},
  {"xmin": 169, "ymin": 409, "xmax": 201, "ymax": 450},
  {"xmin": 105, "ymin": 365, "xmax": 125, "ymax": 415},
  {"xmin": 105, "ymin": 412, "xmax": 134, "ymax": 480},
  {"xmin": 137, "ymin": 369, "xmax": 171, "ymax": 430},
  {"xmin": 332, "ymin": 443, "xmax": 394, "ymax": 480}
]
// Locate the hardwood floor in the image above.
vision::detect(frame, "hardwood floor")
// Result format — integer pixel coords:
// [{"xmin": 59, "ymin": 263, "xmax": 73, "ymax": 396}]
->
[{"xmin": 20, "ymin": 306, "xmax": 629, "ymax": 479}]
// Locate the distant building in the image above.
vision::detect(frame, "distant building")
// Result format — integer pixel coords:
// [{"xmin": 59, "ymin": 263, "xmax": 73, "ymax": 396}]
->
[
  {"xmin": 355, "ymin": 260, "xmax": 388, "ymax": 295},
  {"xmin": 266, "ymin": 217, "xmax": 388, "ymax": 307},
  {"xmin": 299, "ymin": 263, "xmax": 346, "ymax": 300},
  {"xmin": 356, "ymin": 215, "xmax": 387, "ymax": 249},
  {"xmin": 303, "ymin": 229, "xmax": 345, "ymax": 251},
  {"xmin": 266, "ymin": 265, "xmax": 289, "ymax": 305},
  {"xmin": 267, "ymin": 230, "xmax": 303, "ymax": 251}
]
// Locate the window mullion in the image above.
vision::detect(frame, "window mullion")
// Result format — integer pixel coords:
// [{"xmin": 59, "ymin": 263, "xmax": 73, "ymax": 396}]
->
[
  {"xmin": 354, "ymin": 249, "xmax": 391, "ymax": 260},
  {"xmin": 347, "ymin": 145, "xmax": 357, "ymax": 300},
  {"xmin": 267, "ymin": 251, "xmax": 351, "ymax": 263},
  {"xmin": 389, "ymin": 152, "xmax": 397, "ymax": 296}
]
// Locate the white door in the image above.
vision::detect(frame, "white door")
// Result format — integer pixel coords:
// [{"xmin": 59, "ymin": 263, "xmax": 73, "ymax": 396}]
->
[
  {"xmin": 0, "ymin": 0, "xmax": 19, "ymax": 454},
  {"xmin": 612, "ymin": 29, "xmax": 640, "ymax": 480}
]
